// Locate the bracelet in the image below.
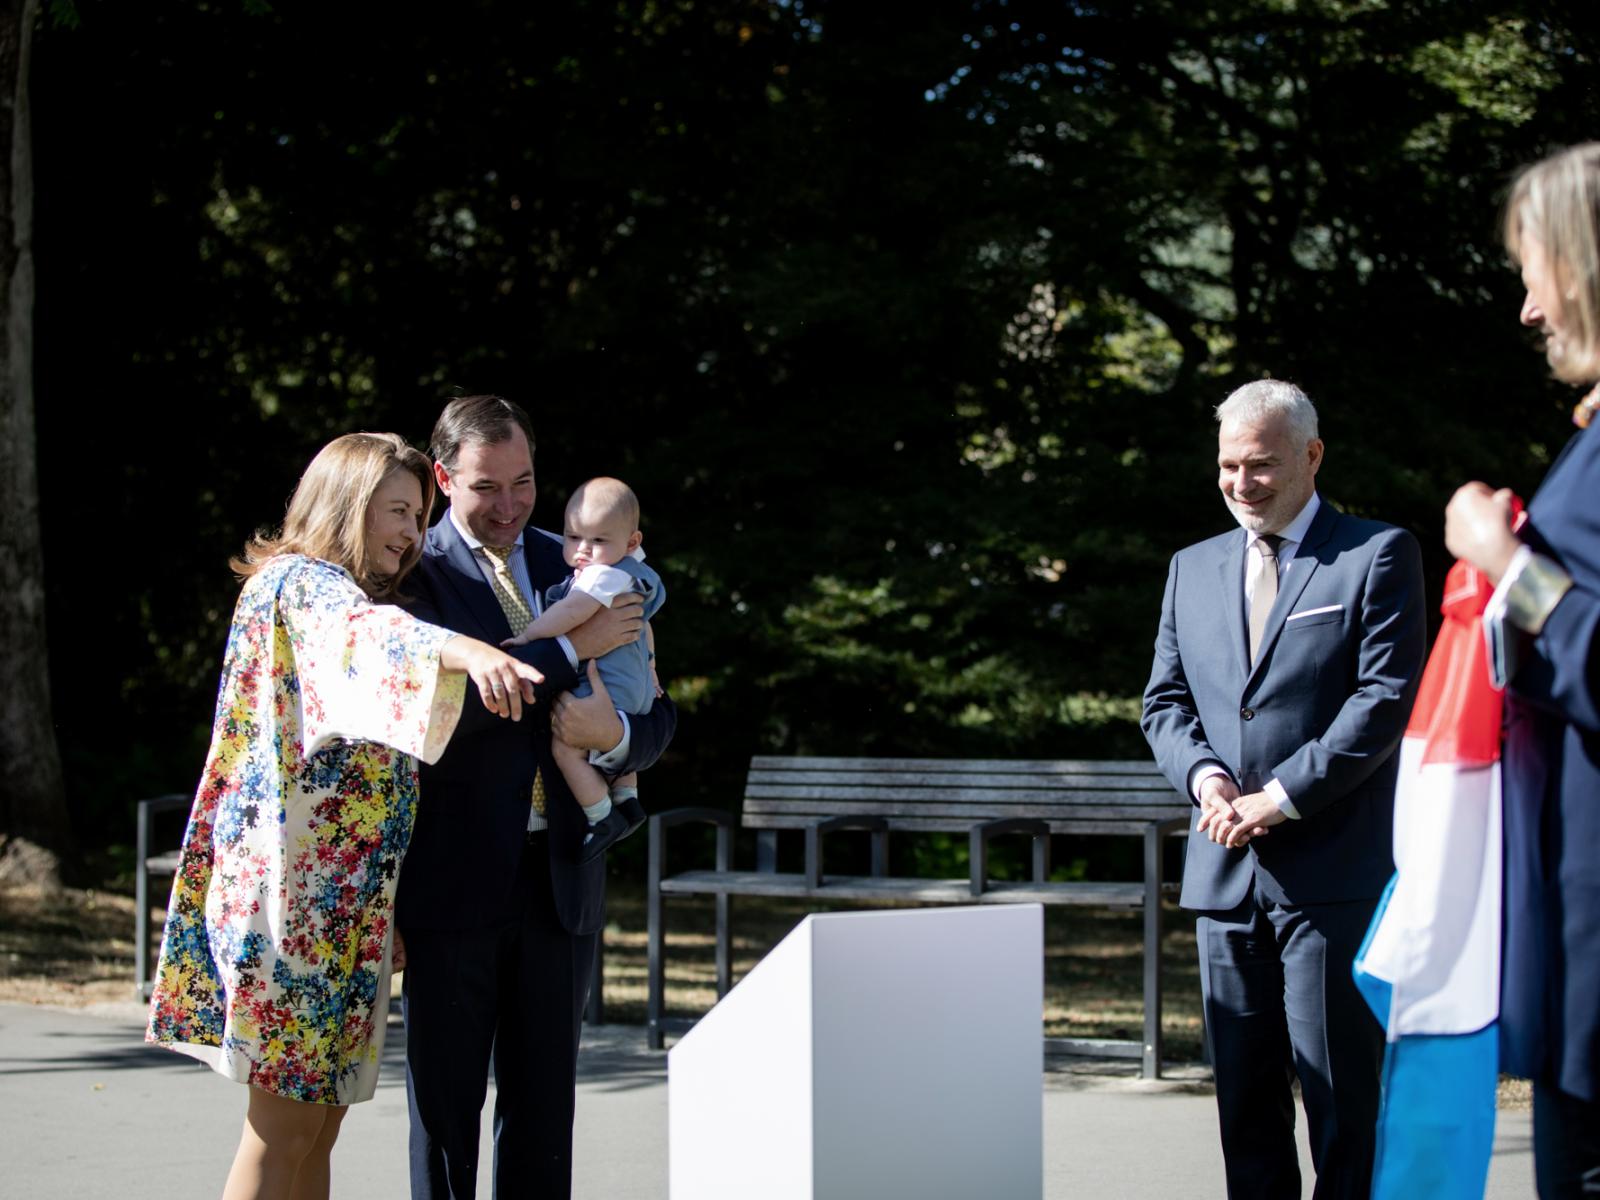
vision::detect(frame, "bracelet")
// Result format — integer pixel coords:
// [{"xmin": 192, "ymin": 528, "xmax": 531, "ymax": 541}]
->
[{"xmin": 1503, "ymin": 551, "xmax": 1573, "ymax": 635}]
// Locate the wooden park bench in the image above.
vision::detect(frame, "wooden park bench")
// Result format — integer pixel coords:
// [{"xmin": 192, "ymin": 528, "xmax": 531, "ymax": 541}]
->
[
  {"xmin": 134, "ymin": 793, "xmax": 189, "ymax": 1000},
  {"xmin": 646, "ymin": 756, "xmax": 1192, "ymax": 1078}
]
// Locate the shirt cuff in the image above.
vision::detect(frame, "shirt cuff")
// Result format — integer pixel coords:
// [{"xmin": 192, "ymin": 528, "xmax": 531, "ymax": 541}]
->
[
  {"xmin": 556, "ymin": 635, "xmax": 579, "ymax": 671},
  {"xmin": 1188, "ymin": 762, "xmax": 1232, "ymax": 802},
  {"xmin": 1488, "ymin": 544, "xmax": 1572, "ymax": 636},
  {"xmin": 1266, "ymin": 777, "xmax": 1301, "ymax": 820},
  {"xmin": 588, "ymin": 711, "xmax": 631, "ymax": 770}
]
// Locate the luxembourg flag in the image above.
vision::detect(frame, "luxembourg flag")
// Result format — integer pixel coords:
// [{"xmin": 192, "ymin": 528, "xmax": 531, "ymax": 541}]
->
[{"xmin": 1351, "ymin": 557, "xmax": 1503, "ymax": 1199}]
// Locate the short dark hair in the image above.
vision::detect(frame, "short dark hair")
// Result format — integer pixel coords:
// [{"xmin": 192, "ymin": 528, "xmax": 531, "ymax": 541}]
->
[{"xmin": 430, "ymin": 395, "xmax": 536, "ymax": 473}]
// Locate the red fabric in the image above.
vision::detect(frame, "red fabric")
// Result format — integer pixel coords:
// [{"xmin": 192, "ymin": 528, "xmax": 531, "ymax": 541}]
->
[{"xmin": 1408, "ymin": 559, "xmax": 1503, "ymax": 767}]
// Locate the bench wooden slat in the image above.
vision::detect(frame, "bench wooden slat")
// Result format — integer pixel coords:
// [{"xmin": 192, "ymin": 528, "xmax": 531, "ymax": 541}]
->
[
  {"xmin": 658, "ymin": 870, "xmax": 1150, "ymax": 907},
  {"xmin": 742, "ymin": 803, "xmax": 1196, "ymax": 825},
  {"xmin": 749, "ymin": 755, "xmax": 1168, "ymax": 776},
  {"xmin": 742, "ymin": 793, "xmax": 1184, "ymax": 812},
  {"xmin": 740, "ymin": 814, "xmax": 1188, "ymax": 836},
  {"xmin": 747, "ymin": 771, "xmax": 1173, "ymax": 792},
  {"xmin": 745, "ymin": 784, "xmax": 1182, "ymax": 805}
]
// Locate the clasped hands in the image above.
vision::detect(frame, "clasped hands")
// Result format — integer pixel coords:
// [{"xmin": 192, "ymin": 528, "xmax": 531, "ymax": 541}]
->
[{"xmin": 1196, "ymin": 775, "xmax": 1284, "ymax": 849}]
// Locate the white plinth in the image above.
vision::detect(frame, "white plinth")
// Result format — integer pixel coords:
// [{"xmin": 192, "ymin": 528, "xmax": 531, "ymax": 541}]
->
[{"xmin": 668, "ymin": 904, "xmax": 1043, "ymax": 1200}]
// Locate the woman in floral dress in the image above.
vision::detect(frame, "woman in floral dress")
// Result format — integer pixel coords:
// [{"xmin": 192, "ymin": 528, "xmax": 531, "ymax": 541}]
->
[{"xmin": 146, "ymin": 432, "xmax": 544, "ymax": 1200}]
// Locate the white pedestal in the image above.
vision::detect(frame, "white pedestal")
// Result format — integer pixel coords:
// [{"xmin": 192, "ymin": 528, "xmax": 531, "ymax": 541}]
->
[{"xmin": 668, "ymin": 904, "xmax": 1043, "ymax": 1200}]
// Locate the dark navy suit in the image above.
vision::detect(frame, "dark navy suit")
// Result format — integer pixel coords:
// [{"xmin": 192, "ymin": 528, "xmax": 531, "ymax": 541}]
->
[
  {"xmin": 1498, "ymin": 424, "xmax": 1600, "ymax": 1186},
  {"xmin": 396, "ymin": 512, "xmax": 676, "ymax": 1199},
  {"xmin": 1142, "ymin": 498, "xmax": 1426, "ymax": 1200}
]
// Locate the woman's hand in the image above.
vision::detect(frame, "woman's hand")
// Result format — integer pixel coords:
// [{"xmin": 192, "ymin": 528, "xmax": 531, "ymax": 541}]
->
[
  {"xmin": 392, "ymin": 928, "xmax": 407, "ymax": 972},
  {"xmin": 1446, "ymin": 483, "xmax": 1521, "ymax": 584},
  {"xmin": 442, "ymin": 636, "xmax": 544, "ymax": 721}
]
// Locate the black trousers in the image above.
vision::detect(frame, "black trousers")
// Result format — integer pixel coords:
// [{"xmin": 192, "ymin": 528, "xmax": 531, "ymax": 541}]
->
[
  {"xmin": 403, "ymin": 835, "xmax": 598, "ymax": 1200},
  {"xmin": 1197, "ymin": 884, "xmax": 1384, "ymax": 1200},
  {"xmin": 1535, "ymin": 1080, "xmax": 1600, "ymax": 1198}
]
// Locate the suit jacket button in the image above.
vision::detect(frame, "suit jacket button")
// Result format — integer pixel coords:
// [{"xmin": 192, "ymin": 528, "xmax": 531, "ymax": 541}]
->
[{"xmin": 1240, "ymin": 707, "xmax": 1255, "ymax": 720}]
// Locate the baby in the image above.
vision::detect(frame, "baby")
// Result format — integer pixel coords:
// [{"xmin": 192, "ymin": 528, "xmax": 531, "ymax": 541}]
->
[{"xmin": 505, "ymin": 476, "xmax": 664, "ymax": 861}]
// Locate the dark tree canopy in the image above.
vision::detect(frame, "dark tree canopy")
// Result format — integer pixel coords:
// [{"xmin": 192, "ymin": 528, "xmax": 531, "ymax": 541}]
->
[{"xmin": 25, "ymin": 0, "xmax": 1600, "ymax": 856}]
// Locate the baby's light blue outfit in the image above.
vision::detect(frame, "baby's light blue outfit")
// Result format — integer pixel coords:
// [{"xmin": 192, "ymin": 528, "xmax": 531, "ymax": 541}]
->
[{"xmin": 544, "ymin": 553, "xmax": 665, "ymax": 715}]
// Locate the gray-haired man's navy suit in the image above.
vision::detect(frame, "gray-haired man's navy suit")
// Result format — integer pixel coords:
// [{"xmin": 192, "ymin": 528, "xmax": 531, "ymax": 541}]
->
[{"xmin": 1142, "ymin": 496, "xmax": 1425, "ymax": 1200}]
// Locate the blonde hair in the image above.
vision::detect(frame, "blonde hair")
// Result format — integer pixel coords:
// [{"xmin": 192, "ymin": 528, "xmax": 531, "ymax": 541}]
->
[
  {"xmin": 232, "ymin": 432, "xmax": 434, "ymax": 599},
  {"xmin": 1504, "ymin": 142, "xmax": 1600, "ymax": 385}
]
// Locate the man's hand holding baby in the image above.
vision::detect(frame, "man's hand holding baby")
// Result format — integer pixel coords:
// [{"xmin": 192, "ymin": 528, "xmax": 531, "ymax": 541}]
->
[{"xmin": 552, "ymin": 660, "xmax": 625, "ymax": 752}]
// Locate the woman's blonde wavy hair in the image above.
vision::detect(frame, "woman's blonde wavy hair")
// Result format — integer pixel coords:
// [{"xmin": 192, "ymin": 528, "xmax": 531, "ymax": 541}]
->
[
  {"xmin": 232, "ymin": 432, "xmax": 434, "ymax": 599},
  {"xmin": 1504, "ymin": 142, "xmax": 1600, "ymax": 386}
]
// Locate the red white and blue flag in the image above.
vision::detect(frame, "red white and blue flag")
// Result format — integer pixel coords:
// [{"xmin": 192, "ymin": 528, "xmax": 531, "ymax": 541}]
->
[{"xmin": 1352, "ymin": 557, "xmax": 1504, "ymax": 1199}]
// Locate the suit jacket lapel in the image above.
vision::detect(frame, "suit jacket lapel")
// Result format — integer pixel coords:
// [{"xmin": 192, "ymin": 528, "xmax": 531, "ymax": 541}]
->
[
  {"xmin": 1218, "ymin": 532, "xmax": 1251, "ymax": 677},
  {"xmin": 430, "ymin": 510, "xmax": 516, "ymax": 639},
  {"xmin": 1245, "ymin": 500, "xmax": 1338, "ymax": 687},
  {"xmin": 520, "ymin": 527, "xmax": 567, "ymax": 603}
]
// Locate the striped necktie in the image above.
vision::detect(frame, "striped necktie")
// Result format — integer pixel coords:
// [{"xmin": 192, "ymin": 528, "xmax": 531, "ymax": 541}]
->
[{"xmin": 482, "ymin": 544, "xmax": 546, "ymax": 815}]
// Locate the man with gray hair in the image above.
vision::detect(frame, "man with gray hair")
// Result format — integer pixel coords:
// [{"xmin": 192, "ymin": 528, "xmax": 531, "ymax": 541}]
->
[{"xmin": 1141, "ymin": 379, "xmax": 1426, "ymax": 1199}]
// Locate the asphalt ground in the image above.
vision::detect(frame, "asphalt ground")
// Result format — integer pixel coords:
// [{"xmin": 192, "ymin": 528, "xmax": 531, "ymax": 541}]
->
[{"xmin": 0, "ymin": 1001, "xmax": 1535, "ymax": 1198}]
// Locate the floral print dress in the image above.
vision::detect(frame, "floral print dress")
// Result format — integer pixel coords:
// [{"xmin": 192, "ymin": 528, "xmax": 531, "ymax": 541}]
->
[{"xmin": 146, "ymin": 555, "xmax": 466, "ymax": 1105}]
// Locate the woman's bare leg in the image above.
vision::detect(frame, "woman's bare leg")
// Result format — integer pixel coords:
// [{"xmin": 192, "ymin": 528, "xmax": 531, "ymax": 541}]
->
[
  {"xmin": 289, "ymin": 1104, "xmax": 347, "ymax": 1200},
  {"xmin": 221, "ymin": 1086, "xmax": 343, "ymax": 1200}
]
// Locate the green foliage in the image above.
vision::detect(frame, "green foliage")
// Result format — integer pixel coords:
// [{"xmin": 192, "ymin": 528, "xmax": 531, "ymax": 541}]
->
[
  {"xmin": 28, "ymin": 0, "xmax": 1600, "ymax": 846},
  {"xmin": 43, "ymin": 1, "xmax": 79, "ymax": 29}
]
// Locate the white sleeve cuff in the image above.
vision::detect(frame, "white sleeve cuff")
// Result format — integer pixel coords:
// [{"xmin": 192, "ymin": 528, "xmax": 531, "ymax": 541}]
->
[
  {"xmin": 1188, "ymin": 762, "xmax": 1232, "ymax": 802},
  {"xmin": 1485, "ymin": 545, "xmax": 1533, "ymax": 614},
  {"xmin": 1266, "ymin": 777, "xmax": 1300, "ymax": 820},
  {"xmin": 589, "ymin": 711, "xmax": 631, "ymax": 770},
  {"xmin": 1491, "ymin": 543, "xmax": 1573, "ymax": 636},
  {"xmin": 556, "ymin": 635, "xmax": 579, "ymax": 671}
]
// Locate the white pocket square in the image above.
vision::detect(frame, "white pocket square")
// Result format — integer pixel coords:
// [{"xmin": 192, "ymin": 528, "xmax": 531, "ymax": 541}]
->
[{"xmin": 1287, "ymin": 604, "xmax": 1343, "ymax": 621}]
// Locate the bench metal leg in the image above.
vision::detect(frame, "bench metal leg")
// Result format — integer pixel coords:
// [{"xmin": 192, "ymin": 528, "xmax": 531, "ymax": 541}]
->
[
  {"xmin": 755, "ymin": 830, "xmax": 778, "ymax": 874},
  {"xmin": 1142, "ymin": 823, "xmax": 1165, "ymax": 1080},
  {"xmin": 715, "ymin": 894, "xmax": 731, "ymax": 999},
  {"xmin": 647, "ymin": 820, "xmax": 667, "ymax": 1049},
  {"xmin": 135, "ymin": 803, "xmax": 153, "ymax": 1001},
  {"xmin": 584, "ymin": 910, "xmax": 605, "ymax": 1025},
  {"xmin": 714, "ymin": 818, "xmax": 733, "ymax": 998}
]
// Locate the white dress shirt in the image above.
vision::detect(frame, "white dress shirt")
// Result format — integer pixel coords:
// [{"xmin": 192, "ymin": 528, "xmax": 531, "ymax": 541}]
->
[{"xmin": 1189, "ymin": 492, "xmax": 1323, "ymax": 820}]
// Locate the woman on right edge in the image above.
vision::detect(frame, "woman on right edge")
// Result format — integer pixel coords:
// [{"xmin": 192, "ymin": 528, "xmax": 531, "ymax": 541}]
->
[{"xmin": 1445, "ymin": 141, "xmax": 1600, "ymax": 1198}]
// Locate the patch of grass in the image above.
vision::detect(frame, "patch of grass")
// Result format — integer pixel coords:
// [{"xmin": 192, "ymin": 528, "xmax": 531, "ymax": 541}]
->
[{"xmin": 0, "ymin": 884, "xmax": 142, "ymax": 1006}]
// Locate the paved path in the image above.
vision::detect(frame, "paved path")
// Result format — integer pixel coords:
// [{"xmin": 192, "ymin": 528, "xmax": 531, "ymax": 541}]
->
[{"xmin": 0, "ymin": 1001, "xmax": 1534, "ymax": 1197}]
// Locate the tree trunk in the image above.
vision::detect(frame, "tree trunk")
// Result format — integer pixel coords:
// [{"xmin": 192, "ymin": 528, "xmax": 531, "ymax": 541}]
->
[{"xmin": 0, "ymin": 0, "xmax": 72, "ymax": 888}]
